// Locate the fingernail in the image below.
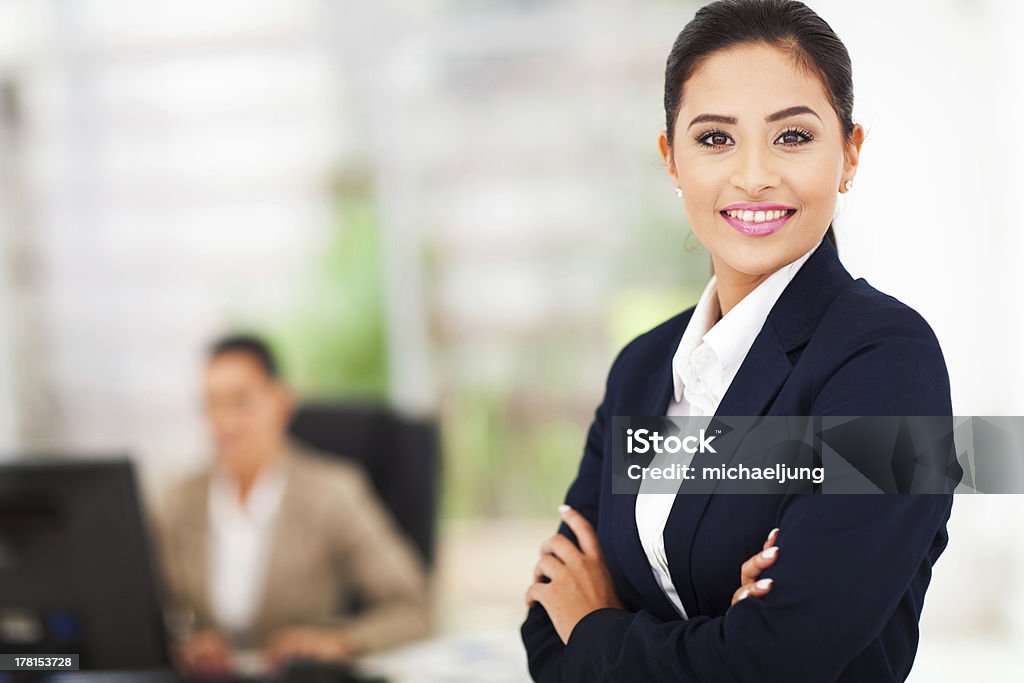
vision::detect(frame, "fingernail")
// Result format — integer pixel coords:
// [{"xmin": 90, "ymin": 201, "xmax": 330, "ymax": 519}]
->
[
  {"xmin": 761, "ymin": 546, "xmax": 778, "ymax": 559},
  {"xmin": 558, "ymin": 504, "xmax": 571, "ymax": 514},
  {"xmin": 768, "ymin": 527, "xmax": 779, "ymax": 542},
  {"xmin": 738, "ymin": 589, "xmax": 749, "ymax": 601},
  {"xmin": 756, "ymin": 578, "xmax": 773, "ymax": 589}
]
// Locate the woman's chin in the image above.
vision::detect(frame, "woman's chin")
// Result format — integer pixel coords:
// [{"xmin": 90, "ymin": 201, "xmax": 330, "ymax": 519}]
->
[
  {"xmin": 706, "ymin": 229, "xmax": 821, "ymax": 278},
  {"xmin": 714, "ymin": 246, "xmax": 794, "ymax": 279}
]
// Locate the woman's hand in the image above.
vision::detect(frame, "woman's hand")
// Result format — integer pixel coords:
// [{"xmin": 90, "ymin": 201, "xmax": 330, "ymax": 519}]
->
[
  {"xmin": 525, "ymin": 504, "xmax": 625, "ymax": 645},
  {"xmin": 262, "ymin": 626, "xmax": 354, "ymax": 670},
  {"xmin": 730, "ymin": 527, "xmax": 780, "ymax": 607},
  {"xmin": 171, "ymin": 628, "xmax": 233, "ymax": 679}
]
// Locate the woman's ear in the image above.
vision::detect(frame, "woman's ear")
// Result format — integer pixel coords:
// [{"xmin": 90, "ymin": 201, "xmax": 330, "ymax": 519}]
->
[
  {"xmin": 658, "ymin": 130, "xmax": 681, "ymax": 186},
  {"xmin": 274, "ymin": 383, "xmax": 297, "ymax": 426},
  {"xmin": 843, "ymin": 123, "xmax": 865, "ymax": 180}
]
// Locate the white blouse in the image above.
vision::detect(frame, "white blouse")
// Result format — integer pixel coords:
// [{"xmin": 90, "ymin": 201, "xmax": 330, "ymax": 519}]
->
[
  {"xmin": 634, "ymin": 238, "xmax": 821, "ymax": 618},
  {"xmin": 208, "ymin": 459, "xmax": 288, "ymax": 634}
]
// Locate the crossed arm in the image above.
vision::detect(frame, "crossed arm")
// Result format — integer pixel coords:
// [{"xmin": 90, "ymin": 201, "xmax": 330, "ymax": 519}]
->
[{"xmin": 521, "ymin": 330, "xmax": 956, "ymax": 682}]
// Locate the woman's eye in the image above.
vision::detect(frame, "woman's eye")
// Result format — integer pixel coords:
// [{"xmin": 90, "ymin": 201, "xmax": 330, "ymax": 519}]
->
[
  {"xmin": 696, "ymin": 130, "xmax": 733, "ymax": 148},
  {"xmin": 775, "ymin": 128, "xmax": 813, "ymax": 146}
]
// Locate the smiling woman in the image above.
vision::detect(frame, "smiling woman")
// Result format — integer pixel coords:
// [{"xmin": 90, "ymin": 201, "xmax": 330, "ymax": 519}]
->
[
  {"xmin": 661, "ymin": 37, "xmax": 864, "ymax": 316},
  {"xmin": 520, "ymin": 1, "xmax": 959, "ymax": 682}
]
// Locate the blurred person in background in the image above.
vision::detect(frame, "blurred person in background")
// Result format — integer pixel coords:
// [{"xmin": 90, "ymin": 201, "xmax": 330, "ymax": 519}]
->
[{"xmin": 156, "ymin": 334, "xmax": 431, "ymax": 678}]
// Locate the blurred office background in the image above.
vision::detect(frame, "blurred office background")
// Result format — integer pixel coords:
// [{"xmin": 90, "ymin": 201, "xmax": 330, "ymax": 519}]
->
[{"xmin": 0, "ymin": 0, "xmax": 1021, "ymax": 680}]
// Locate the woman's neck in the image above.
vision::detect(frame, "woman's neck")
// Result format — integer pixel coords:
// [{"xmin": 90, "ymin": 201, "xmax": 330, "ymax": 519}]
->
[
  {"xmin": 227, "ymin": 444, "xmax": 285, "ymax": 507},
  {"xmin": 713, "ymin": 265, "xmax": 771, "ymax": 318}
]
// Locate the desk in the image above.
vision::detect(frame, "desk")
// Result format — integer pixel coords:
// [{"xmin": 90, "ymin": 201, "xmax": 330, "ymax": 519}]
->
[
  {"xmin": 46, "ymin": 629, "xmax": 530, "ymax": 683},
  {"xmin": 355, "ymin": 629, "xmax": 530, "ymax": 683}
]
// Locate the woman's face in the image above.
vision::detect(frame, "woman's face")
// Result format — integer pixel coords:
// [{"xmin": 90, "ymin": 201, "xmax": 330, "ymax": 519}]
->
[{"xmin": 659, "ymin": 42, "xmax": 863, "ymax": 281}]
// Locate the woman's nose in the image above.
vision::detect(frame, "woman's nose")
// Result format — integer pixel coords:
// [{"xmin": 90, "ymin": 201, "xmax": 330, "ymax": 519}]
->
[{"xmin": 729, "ymin": 145, "xmax": 780, "ymax": 196}]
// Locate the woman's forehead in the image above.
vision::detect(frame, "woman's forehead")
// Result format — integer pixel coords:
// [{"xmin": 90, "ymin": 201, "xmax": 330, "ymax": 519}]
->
[{"xmin": 680, "ymin": 43, "xmax": 833, "ymax": 119}]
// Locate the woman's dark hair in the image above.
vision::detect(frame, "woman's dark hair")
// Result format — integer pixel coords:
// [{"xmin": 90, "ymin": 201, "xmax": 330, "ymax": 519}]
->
[
  {"xmin": 209, "ymin": 333, "xmax": 279, "ymax": 379},
  {"xmin": 665, "ymin": 0, "xmax": 853, "ymax": 252}
]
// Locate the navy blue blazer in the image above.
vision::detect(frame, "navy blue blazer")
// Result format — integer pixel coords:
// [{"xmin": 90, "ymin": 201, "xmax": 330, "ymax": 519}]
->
[{"xmin": 520, "ymin": 236, "xmax": 957, "ymax": 682}]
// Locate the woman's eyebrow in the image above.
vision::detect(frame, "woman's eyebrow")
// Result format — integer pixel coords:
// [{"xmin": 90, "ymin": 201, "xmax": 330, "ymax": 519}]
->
[
  {"xmin": 687, "ymin": 105, "xmax": 821, "ymax": 130},
  {"xmin": 764, "ymin": 105, "xmax": 821, "ymax": 123}
]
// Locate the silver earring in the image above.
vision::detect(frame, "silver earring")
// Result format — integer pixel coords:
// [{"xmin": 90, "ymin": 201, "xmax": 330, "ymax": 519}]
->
[
  {"xmin": 843, "ymin": 180, "xmax": 853, "ymax": 192},
  {"xmin": 674, "ymin": 187, "xmax": 683, "ymax": 198}
]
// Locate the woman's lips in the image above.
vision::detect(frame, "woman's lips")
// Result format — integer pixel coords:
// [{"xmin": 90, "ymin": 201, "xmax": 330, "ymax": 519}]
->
[{"xmin": 719, "ymin": 207, "xmax": 796, "ymax": 236}]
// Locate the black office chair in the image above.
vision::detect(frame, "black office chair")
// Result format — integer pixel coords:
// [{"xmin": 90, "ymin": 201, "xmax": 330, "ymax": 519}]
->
[{"xmin": 287, "ymin": 402, "xmax": 440, "ymax": 573}]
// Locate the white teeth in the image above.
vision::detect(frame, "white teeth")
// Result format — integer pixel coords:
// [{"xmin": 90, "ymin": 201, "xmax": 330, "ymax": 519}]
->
[{"xmin": 724, "ymin": 209, "xmax": 792, "ymax": 221}]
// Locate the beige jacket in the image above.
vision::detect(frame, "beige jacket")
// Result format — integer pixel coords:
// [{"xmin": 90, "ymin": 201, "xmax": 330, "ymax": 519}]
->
[{"xmin": 156, "ymin": 441, "xmax": 433, "ymax": 654}]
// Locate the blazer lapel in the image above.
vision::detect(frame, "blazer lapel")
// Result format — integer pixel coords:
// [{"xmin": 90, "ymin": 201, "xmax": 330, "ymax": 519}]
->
[
  {"xmin": 613, "ymin": 309, "xmax": 693, "ymax": 621},
  {"xmin": 659, "ymin": 237, "xmax": 854, "ymax": 616},
  {"xmin": 250, "ymin": 450, "xmax": 303, "ymax": 639},
  {"xmin": 659, "ymin": 317, "xmax": 794, "ymax": 616},
  {"xmin": 179, "ymin": 474, "xmax": 214, "ymax": 628}
]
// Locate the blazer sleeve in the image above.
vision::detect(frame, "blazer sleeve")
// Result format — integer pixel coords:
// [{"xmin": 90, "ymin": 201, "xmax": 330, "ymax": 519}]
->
[
  {"xmin": 520, "ymin": 344, "xmax": 628, "ymax": 683},
  {"xmin": 553, "ymin": 310, "xmax": 957, "ymax": 682},
  {"xmin": 325, "ymin": 461, "xmax": 434, "ymax": 654}
]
